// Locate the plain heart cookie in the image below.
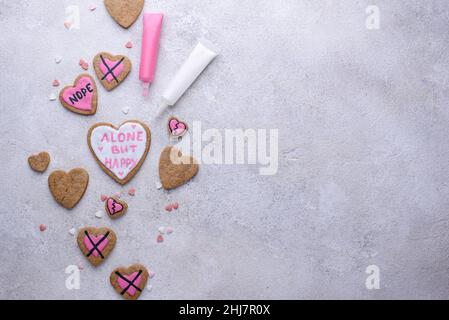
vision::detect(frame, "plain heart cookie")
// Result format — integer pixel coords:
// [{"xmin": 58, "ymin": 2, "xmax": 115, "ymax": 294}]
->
[
  {"xmin": 159, "ymin": 146, "xmax": 199, "ymax": 190},
  {"xmin": 105, "ymin": 196, "xmax": 128, "ymax": 219},
  {"xmin": 168, "ymin": 116, "xmax": 188, "ymax": 138},
  {"xmin": 110, "ymin": 264, "xmax": 149, "ymax": 300},
  {"xmin": 77, "ymin": 227, "xmax": 116, "ymax": 266},
  {"xmin": 59, "ymin": 74, "xmax": 98, "ymax": 115},
  {"xmin": 104, "ymin": 0, "xmax": 144, "ymax": 29},
  {"xmin": 48, "ymin": 168, "xmax": 89, "ymax": 209},
  {"xmin": 28, "ymin": 152, "xmax": 50, "ymax": 172},
  {"xmin": 87, "ymin": 120, "xmax": 151, "ymax": 185},
  {"xmin": 93, "ymin": 52, "xmax": 132, "ymax": 91}
]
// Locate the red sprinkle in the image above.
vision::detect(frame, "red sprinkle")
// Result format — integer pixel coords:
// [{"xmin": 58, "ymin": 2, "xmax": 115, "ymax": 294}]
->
[
  {"xmin": 100, "ymin": 194, "xmax": 107, "ymax": 202},
  {"xmin": 79, "ymin": 59, "xmax": 89, "ymax": 70},
  {"xmin": 125, "ymin": 41, "xmax": 133, "ymax": 49},
  {"xmin": 52, "ymin": 80, "xmax": 60, "ymax": 87},
  {"xmin": 128, "ymin": 187, "xmax": 136, "ymax": 196},
  {"xmin": 172, "ymin": 202, "xmax": 179, "ymax": 210},
  {"xmin": 165, "ymin": 204, "xmax": 173, "ymax": 212},
  {"xmin": 39, "ymin": 224, "xmax": 46, "ymax": 232},
  {"xmin": 157, "ymin": 234, "xmax": 164, "ymax": 243}
]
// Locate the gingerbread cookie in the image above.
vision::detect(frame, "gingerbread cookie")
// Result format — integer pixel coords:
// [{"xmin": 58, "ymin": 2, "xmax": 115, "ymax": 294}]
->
[
  {"xmin": 110, "ymin": 264, "xmax": 149, "ymax": 300},
  {"xmin": 168, "ymin": 116, "xmax": 188, "ymax": 138},
  {"xmin": 87, "ymin": 120, "xmax": 151, "ymax": 185},
  {"xmin": 48, "ymin": 168, "xmax": 89, "ymax": 209},
  {"xmin": 159, "ymin": 146, "xmax": 199, "ymax": 190},
  {"xmin": 59, "ymin": 74, "xmax": 98, "ymax": 115},
  {"xmin": 77, "ymin": 227, "xmax": 116, "ymax": 266},
  {"xmin": 104, "ymin": 0, "xmax": 144, "ymax": 29},
  {"xmin": 105, "ymin": 196, "xmax": 128, "ymax": 219},
  {"xmin": 28, "ymin": 152, "xmax": 50, "ymax": 172},
  {"xmin": 93, "ymin": 52, "xmax": 131, "ymax": 91}
]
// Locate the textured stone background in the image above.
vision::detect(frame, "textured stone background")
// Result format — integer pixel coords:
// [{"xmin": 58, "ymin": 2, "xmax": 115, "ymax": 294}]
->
[{"xmin": 1, "ymin": 0, "xmax": 449, "ymax": 299}]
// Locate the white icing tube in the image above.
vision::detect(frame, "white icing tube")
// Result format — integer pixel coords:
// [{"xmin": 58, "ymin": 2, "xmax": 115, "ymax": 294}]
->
[{"xmin": 156, "ymin": 39, "xmax": 218, "ymax": 116}]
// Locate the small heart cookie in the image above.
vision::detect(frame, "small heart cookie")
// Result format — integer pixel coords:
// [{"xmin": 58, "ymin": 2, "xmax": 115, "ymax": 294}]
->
[
  {"xmin": 28, "ymin": 152, "xmax": 50, "ymax": 172},
  {"xmin": 110, "ymin": 264, "xmax": 149, "ymax": 300},
  {"xmin": 159, "ymin": 146, "xmax": 199, "ymax": 190},
  {"xmin": 168, "ymin": 116, "xmax": 188, "ymax": 138},
  {"xmin": 104, "ymin": 0, "xmax": 144, "ymax": 29},
  {"xmin": 77, "ymin": 227, "xmax": 116, "ymax": 266},
  {"xmin": 48, "ymin": 168, "xmax": 89, "ymax": 209},
  {"xmin": 87, "ymin": 120, "xmax": 151, "ymax": 185},
  {"xmin": 93, "ymin": 52, "xmax": 132, "ymax": 91},
  {"xmin": 59, "ymin": 74, "xmax": 98, "ymax": 115},
  {"xmin": 105, "ymin": 196, "xmax": 128, "ymax": 219}
]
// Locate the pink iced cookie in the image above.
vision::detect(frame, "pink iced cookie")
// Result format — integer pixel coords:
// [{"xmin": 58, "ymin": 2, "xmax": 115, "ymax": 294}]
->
[
  {"xmin": 59, "ymin": 74, "xmax": 98, "ymax": 115},
  {"xmin": 110, "ymin": 264, "xmax": 149, "ymax": 300}
]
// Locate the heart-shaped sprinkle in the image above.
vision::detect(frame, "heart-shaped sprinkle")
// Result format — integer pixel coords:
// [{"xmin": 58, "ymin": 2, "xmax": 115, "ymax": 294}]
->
[
  {"xmin": 39, "ymin": 224, "xmax": 46, "ymax": 232},
  {"xmin": 105, "ymin": 196, "xmax": 128, "ymax": 219},
  {"xmin": 52, "ymin": 79, "xmax": 60, "ymax": 87},
  {"xmin": 28, "ymin": 151, "xmax": 50, "ymax": 173},
  {"xmin": 159, "ymin": 146, "xmax": 199, "ymax": 190},
  {"xmin": 77, "ymin": 227, "xmax": 116, "ymax": 266},
  {"xmin": 93, "ymin": 52, "xmax": 131, "ymax": 91},
  {"xmin": 125, "ymin": 41, "xmax": 133, "ymax": 48},
  {"xmin": 79, "ymin": 59, "xmax": 89, "ymax": 70},
  {"xmin": 48, "ymin": 168, "xmax": 89, "ymax": 209},
  {"xmin": 59, "ymin": 74, "xmax": 97, "ymax": 115},
  {"xmin": 110, "ymin": 264, "xmax": 149, "ymax": 300},
  {"xmin": 104, "ymin": 0, "xmax": 144, "ymax": 29},
  {"xmin": 87, "ymin": 121, "xmax": 151, "ymax": 185},
  {"xmin": 168, "ymin": 117, "xmax": 188, "ymax": 137}
]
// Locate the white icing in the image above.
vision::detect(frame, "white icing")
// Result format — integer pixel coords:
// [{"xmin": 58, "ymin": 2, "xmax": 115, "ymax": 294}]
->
[{"xmin": 90, "ymin": 122, "xmax": 148, "ymax": 180}]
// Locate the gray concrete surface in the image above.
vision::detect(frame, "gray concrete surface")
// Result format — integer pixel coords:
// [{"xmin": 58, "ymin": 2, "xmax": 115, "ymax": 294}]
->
[{"xmin": 1, "ymin": 0, "xmax": 449, "ymax": 299}]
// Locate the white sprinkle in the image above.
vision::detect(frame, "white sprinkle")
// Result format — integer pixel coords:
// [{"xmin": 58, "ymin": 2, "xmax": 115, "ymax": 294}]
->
[
  {"xmin": 69, "ymin": 228, "xmax": 76, "ymax": 235},
  {"xmin": 146, "ymin": 285, "xmax": 153, "ymax": 292},
  {"xmin": 121, "ymin": 106, "xmax": 130, "ymax": 114},
  {"xmin": 54, "ymin": 56, "xmax": 62, "ymax": 64},
  {"xmin": 49, "ymin": 93, "xmax": 57, "ymax": 101},
  {"xmin": 95, "ymin": 210, "xmax": 103, "ymax": 218},
  {"xmin": 166, "ymin": 226, "xmax": 173, "ymax": 235},
  {"xmin": 89, "ymin": 5, "xmax": 96, "ymax": 11},
  {"xmin": 155, "ymin": 181, "xmax": 162, "ymax": 189},
  {"xmin": 158, "ymin": 226, "xmax": 165, "ymax": 234}
]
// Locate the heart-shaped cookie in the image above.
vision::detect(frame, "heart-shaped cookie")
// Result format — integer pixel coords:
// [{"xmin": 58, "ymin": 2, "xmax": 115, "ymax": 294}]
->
[
  {"xmin": 28, "ymin": 151, "xmax": 50, "ymax": 172},
  {"xmin": 93, "ymin": 52, "xmax": 132, "ymax": 91},
  {"xmin": 105, "ymin": 196, "xmax": 128, "ymax": 219},
  {"xmin": 48, "ymin": 168, "xmax": 89, "ymax": 209},
  {"xmin": 87, "ymin": 120, "xmax": 151, "ymax": 185},
  {"xmin": 104, "ymin": 0, "xmax": 144, "ymax": 29},
  {"xmin": 110, "ymin": 264, "xmax": 149, "ymax": 300},
  {"xmin": 159, "ymin": 146, "xmax": 199, "ymax": 190},
  {"xmin": 168, "ymin": 116, "xmax": 188, "ymax": 138},
  {"xmin": 59, "ymin": 74, "xmax": 98, "ymax": 115},
  {"xmin": 77, "ymin": 227, "xmax": 116, "ymax": 266}
]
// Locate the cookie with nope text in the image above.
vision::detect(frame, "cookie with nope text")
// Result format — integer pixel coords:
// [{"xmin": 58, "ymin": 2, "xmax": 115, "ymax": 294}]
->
[
  {"xmin": 59, "ymin": 74, "xmax": 98, "ymax": 115},
  {"xmin": 48, "ymin": 168, "xmax": 89, "ymax": 209},
  {"xmin": 77, "ymin": 227, "xmax": 116, "ymax": 266},
  {"xmin": 110, "ymin": 264, "xmax": 149, "ymax": 300},
  {"xmin": 105, "ymin": 196, "xmax": 128, "ymax": 219},
  {"xmin": 87, "ymin": 121, "xmax": 151, "ymax": 185},
  {"xmin": 93, "ymin": 52, "xmax": 131, "ymax": 91},
  {"xmin": 104, "ymin": 0, "xmax": 144, "ymax": 29}
]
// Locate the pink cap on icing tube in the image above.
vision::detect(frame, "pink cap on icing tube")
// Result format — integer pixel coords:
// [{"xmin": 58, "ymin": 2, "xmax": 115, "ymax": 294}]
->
[{"xmin": 139, "ymin": 13, "xmax": 164, "ymax": 96}]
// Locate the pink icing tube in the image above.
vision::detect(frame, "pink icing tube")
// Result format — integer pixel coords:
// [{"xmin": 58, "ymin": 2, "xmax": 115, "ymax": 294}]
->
[{"xmin": 139, "ymin": 13, "xmax": 164, "ymax": 96}]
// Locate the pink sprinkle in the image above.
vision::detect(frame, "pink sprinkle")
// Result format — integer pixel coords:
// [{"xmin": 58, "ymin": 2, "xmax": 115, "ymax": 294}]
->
[
  {"xmin": 128, "ymin": 187, "xmax": 136, "ymax": 196},
  {"xmin": 78, "ymin": 262, "xmax": 84, "ymax": 270},
  {"xmin": 166, "ymin": 227, "xmax": 173, "ymax": 235},
  {"xmin": 89, "ymin": 5, "xmax": 96, "ymax": 11},
  {"xmin": 148, "ymin": 271, "xmax": 156, "ymax": 278},
  {"xmin": 125, "ymin": 41, "xmax": 133, "ymax": 49},
  {"xmin": 64, "ymin": 21, "xmax": 72, "ymax": 29},
  {"xmin": 172, "ymin": 202, "xmax": 179, "ymax": 210},
  {"xmin": 100, "ymin": 194, "xmax": 107, "ymax": 202},
  {"xmin": 114, "ymin": 192, "xmax": 121, "ymax": 198},
  {"xmin": 52, "ymin": 80, "xmax": 60, "ymax": 87},
  {"xmin": 79, "ymin": 59, "xmax": 88, "ymax": 70},
  {"xmin": 165, "ymin": 204, "xmax": 173, "ymax": 212},
  {"xmin": 157, "ymin": 234, "xmax": 164, "ymax": 243},
  {"xmin": 39, "ymin": 224, "xmax": 46, "ymax": 232}
]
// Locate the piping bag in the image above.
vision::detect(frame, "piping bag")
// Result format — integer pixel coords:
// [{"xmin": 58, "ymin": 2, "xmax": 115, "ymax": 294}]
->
[
  {"xmin": 139, "ymin": 13, "xmax": 164, "ymax": 97},
  {"xmin": 154, "ymin": 39, "xmax": 219, "ymax": 118}
]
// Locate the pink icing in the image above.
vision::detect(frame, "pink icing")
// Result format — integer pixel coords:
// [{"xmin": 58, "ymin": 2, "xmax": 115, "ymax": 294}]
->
[
  {"xmin": 83, "ymin": 234, "xmax": 109, "ymax": 257},
  {"xmin": 62, "ymin": 76, "xmax": 95, "ymax": 110},
  {"xmin": 117, "ymin": 272, "xmax": 142, "ymax": 296},
  {"xmin": 169, "ymin": 119, "xmax": 187, "ymax": 136},
  {"xmin": 99, "ymin": 58, "xmax": 125, "ymax": 83},
  {"xmin": 107, "ymin": 198, "xmax": 123, "ymax": 215}
]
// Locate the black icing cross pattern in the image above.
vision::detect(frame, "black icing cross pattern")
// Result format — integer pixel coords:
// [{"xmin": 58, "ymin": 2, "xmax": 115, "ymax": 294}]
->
[
  {"xmin": 100, "ymin": 55, "xmax": 125, "ymax": 83},
  {"xmin": 115, "ymin": 270, "xmax": 143, "ymax": 295},
  {"xmin": 84, "ymin": 230, "xmax": 110, "ymax": 259}
]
